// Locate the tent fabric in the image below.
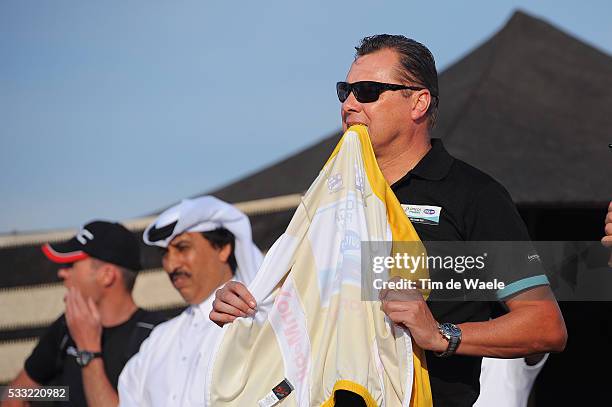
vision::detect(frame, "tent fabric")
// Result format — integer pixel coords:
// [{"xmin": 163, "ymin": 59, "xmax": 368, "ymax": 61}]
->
[
  {"xmin": 434, "ymin": 11, "xmax": 612, "ymax": 206},
  {"xmin": 206, "ymin": 125, "xmax": 431, "ymax": 406}
]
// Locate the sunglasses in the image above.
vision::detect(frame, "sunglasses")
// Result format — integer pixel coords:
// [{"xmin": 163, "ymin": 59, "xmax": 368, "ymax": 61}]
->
[{"xmin": 336, "ymin": 81, "xmax": 427, "ymax": 103}]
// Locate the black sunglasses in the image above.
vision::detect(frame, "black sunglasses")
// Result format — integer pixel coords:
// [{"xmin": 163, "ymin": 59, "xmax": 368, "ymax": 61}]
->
[{"xmin": 336, "ymin": 81, "xmax": 427, "ymax": 103}]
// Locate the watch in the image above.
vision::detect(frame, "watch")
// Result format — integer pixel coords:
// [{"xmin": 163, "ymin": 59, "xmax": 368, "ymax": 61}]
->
[
  {"xmin": 435, "ymin": 322, "xmax": 462, "ymax": 357},
  {"xmin": 75, "ymin": 350, "xmax": 102, "ymax": 367}
]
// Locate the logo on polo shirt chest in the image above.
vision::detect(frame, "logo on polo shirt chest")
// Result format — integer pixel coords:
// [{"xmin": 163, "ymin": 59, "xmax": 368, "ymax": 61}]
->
[{"xmin": 401, "ymin": 204, "xmax": 442, "ymax": 225}]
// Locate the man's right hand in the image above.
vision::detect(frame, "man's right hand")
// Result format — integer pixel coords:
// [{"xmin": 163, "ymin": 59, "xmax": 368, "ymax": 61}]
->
[
  {"xmin": 602, "ymin": 200, "xmax": 612, "ymax": 246},
  {"xmin": 603, "ymin": 200, "xmax": 612, "ymax": 267},
  {"xmin": 210, "ymin": 281, "xmax": 257, "ymax": 327}
]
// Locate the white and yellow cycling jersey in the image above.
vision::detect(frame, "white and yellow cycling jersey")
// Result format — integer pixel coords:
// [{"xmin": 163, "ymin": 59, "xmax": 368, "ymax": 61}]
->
[{"xmin": 206, "ymin": 125, "xmax": 432, "ymax": 407}]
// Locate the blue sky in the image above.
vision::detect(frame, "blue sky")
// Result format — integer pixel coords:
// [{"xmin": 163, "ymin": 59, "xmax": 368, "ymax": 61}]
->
[{"xmin": 1, "ymin": 0, "xmax": 611, "ymax": 233}]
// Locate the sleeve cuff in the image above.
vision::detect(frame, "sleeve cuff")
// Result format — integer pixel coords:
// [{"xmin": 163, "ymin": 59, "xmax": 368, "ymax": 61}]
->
[{"xmin": 496, "ymin": 274, "xmax": 550, "ymax": 300}]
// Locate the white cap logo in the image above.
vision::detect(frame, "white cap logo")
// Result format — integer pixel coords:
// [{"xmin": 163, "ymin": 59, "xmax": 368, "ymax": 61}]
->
[{"xmin": 76, "ymin": 228, "xmax": 94, "ymax": 245}]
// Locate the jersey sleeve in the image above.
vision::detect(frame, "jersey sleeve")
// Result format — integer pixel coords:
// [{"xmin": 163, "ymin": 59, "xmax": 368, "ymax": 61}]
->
[
  {"xmin": 24, "ymin": 315, "xmax": 67, "ymax": 384},
  {"xmin": 464, "ymin": 181, "xmax": 549, "ymax": 300}
]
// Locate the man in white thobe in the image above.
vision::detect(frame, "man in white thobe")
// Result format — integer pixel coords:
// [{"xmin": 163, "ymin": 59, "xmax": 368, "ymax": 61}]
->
[{"xmin": 118, "ymin": 196, "xmax": 262, "ymax": 406}]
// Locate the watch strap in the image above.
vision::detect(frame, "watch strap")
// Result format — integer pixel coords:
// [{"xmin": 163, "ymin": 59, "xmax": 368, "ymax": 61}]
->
[
  {"xmin": 436, "ymin": 335, "xmax": 460, "ymax": 357},
  {"xmin": 435, "ymin": 323, "xmax": 462, "ymax": 358},
  {"xmin": 75, "ymin": 350, "xmax": 103, "ymax": 367}
]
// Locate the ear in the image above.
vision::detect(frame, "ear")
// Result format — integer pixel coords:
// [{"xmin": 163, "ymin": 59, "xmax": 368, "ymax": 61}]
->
[
  {"xmin": 97, "ymin": 263, "xmax": 117, "ymax": 288},
  {"xmin": 410, "ymin": 90, "xmax": 431, "ymax": 122},
  {"xmin": 217, "ymin": 243, "xmax": 232, "ymax": 264}
]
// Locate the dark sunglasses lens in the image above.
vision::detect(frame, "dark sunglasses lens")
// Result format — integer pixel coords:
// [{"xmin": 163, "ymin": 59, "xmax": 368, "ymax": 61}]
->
[
  {"xmin": 336, "ymin": 82, "xmax": 350, "ymax": 102},
  {"xmin": 353, "ymin": 82, "xmax": 382, "ymax": 103}
]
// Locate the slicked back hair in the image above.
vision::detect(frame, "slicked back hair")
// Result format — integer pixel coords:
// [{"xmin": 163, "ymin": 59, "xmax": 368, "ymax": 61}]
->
[
  {"xmin": 355, "ymin": 34, "xmax": 439, "ymax": 128},
  {"xmin": 201, "ymin": 228, "xmax": 237, "ymax": 274}
]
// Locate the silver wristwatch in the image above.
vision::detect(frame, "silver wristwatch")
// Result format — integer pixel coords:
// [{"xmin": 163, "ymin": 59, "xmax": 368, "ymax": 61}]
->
[
  {"xmin": 435, "ymin": 322, "xmax": 462, "ymax": 357},
  {"xmin": 75, "ymin": 350, "xmax": 102, "ymax": 367}
]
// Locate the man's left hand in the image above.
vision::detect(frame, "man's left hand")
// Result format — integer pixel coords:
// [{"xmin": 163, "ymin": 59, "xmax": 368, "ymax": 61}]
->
[
  {"xmin": 65, "ymin": 287, "xmax": 102, "ymax": 352},
  {"xmin": 380, "ymin": 277, "xmax": 447, "ymax": 352}
]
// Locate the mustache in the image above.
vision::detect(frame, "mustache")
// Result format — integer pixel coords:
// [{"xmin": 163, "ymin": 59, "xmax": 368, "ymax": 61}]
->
[{"xmin": 168, "ymin": 270, "xmax": 192, "ymax": 282}]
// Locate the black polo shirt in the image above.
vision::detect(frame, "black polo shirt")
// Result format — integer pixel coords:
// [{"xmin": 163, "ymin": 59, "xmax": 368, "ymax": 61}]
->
[{"xmin": 390, "ymin": 138, "xmax": 548, "ymax": 407}]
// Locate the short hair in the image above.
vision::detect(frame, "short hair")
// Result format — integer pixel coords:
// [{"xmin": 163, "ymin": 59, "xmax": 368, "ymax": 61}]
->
[
  {"xmin": 201, "ymin": 228, "xmax": 237, "ymax": 274},
  {"xmin": 118, "ymin": 266, "xmax": 137, "ymax": 292},
  {"xmin": 355, "ymin": 34, "xmax": 439, "ymax": 128},
  {"xmin": 90, "ymin": 258, "xmax": 137, "ymax": 292}
]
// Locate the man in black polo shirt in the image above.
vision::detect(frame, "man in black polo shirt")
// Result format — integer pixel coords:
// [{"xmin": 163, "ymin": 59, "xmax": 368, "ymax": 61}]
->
[
  {"xmin": 2, "ymin": 221, "xmax": 165, "ymax": 407},
  {"xmin": 347, "ymin": 35, "xmax": 566, "ymax": 406},
  {"xmin": 211, "ymin": 35, "xmax": 567, "ymax": 406}
]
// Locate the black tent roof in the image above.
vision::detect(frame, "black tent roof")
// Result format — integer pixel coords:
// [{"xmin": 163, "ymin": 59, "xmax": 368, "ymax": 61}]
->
[{"xmin": 210, "ymin": 10, "xmax": 612, "ymax": 207}]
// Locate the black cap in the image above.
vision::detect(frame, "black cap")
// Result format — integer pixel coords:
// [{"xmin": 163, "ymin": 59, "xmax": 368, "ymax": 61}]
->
[{"xmin": 42, "ymin": 221, "xmax": 141, "ymax": 271}]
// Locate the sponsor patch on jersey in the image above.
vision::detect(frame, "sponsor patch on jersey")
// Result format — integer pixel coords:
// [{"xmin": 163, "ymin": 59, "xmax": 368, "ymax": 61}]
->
[
  {"xmin": 258, "ymin": 379, "xmax": 294, "ymax": 407},
  {"xmin": 401, "ymin": 204, "xmax": 442, "ymax": 225}
]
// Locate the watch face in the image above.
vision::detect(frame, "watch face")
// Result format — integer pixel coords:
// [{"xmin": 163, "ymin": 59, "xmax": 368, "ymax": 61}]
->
[
  {"xmin": 441, "ymin": 323, "xmax": 461, "ymax": 338},
  {"xmin": 76, "ymin": 351, "xmax": 93, "ymax": 366}
]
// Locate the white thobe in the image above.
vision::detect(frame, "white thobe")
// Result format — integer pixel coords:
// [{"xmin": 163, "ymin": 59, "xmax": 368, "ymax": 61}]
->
[
  {"xmin": 118, "ymin": 295, "xmax": 220, "ymax": 407},
  {"xmin": 474, "ymin": 354, "xmax": 549, "ymax": 407}
]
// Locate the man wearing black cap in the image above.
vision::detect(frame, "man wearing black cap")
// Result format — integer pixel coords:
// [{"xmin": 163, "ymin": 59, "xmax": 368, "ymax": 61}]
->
[{"xmin": 2, "ymin": 221, "xmax": 165, "ymax": 407}]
